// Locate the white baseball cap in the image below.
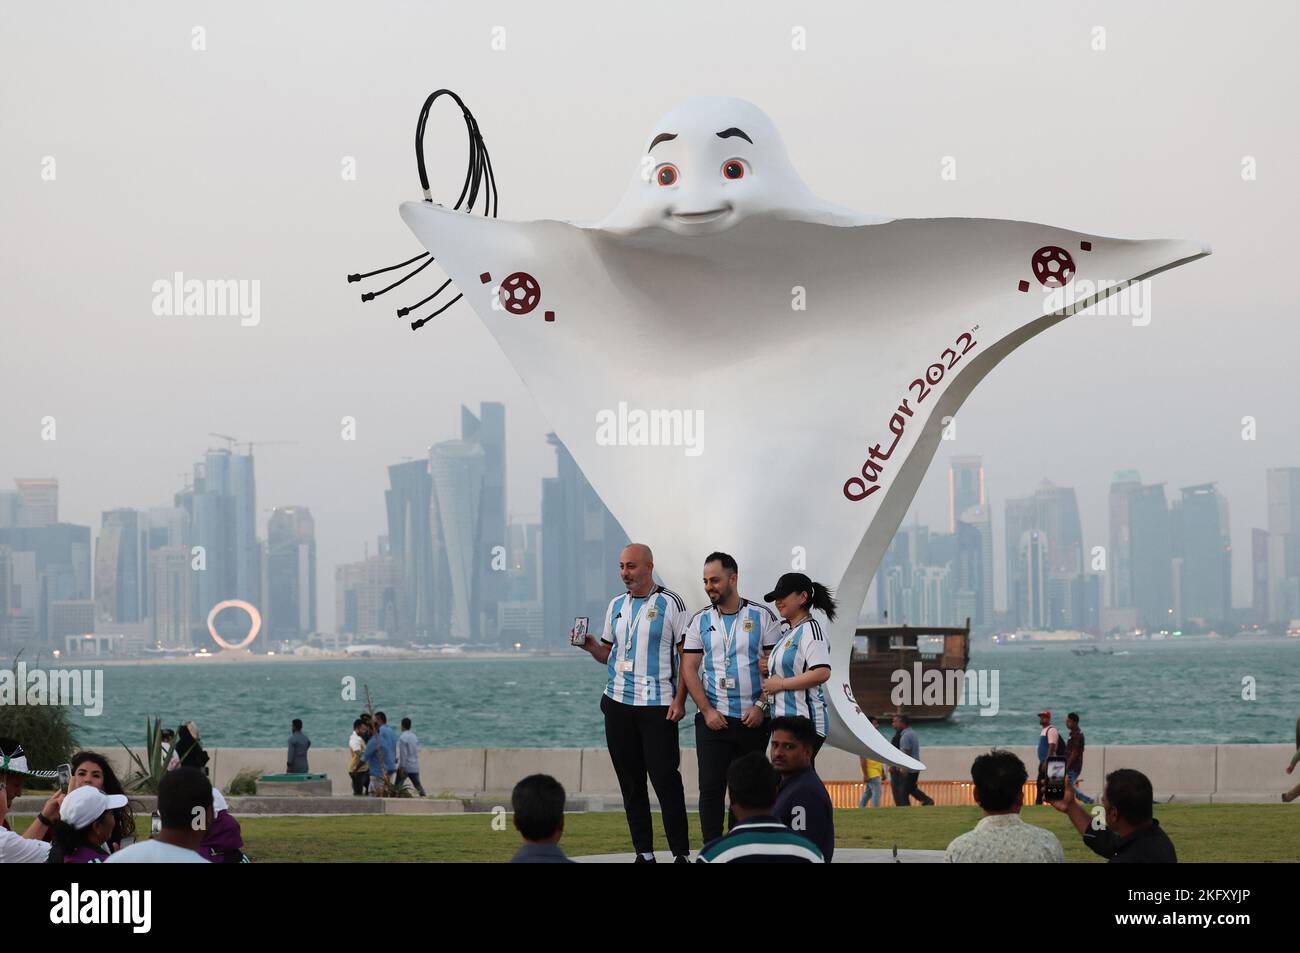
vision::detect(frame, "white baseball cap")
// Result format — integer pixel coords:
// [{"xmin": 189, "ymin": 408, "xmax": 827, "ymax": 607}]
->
[
  {"xmin": 211, "ymin": 787, "xmax": 228, "ymax": 814},
  {"xmin": 60, "ymin": 784, "xmax": 129, "ymax": 830}
]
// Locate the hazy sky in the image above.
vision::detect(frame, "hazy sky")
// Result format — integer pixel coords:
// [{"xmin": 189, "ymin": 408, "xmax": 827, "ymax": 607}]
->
[{"xmin": 3, "ymin": 1, "xmax": 1296, "ymax": 630}]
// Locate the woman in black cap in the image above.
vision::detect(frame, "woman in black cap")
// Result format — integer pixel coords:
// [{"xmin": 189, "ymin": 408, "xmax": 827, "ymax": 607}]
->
[{"xmin": 760, "ymin": 573, "xmax": 835, "ymax": 755}]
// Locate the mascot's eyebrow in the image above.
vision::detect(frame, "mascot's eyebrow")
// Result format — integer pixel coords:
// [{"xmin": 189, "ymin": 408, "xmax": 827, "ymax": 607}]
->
[
  {"xmin": 648, "ymin": 132, "xmax": 678, "ymax": 152},
  {"xmin": 716, "ymin": 127, "xmax": 753, "ymax": 143}
]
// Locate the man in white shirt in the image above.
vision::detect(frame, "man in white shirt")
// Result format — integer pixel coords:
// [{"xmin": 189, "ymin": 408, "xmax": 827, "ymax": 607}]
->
[
  {"xmin": 348, "ymin": 719, "xmax": 368, "ymax": 796},
  {"xmin": 0, "ymin": 738, "xmax": 59, "ymax": 863},
  {"xmin": 106, "ymin": 767, "xmax": 213, "ymax": 864},
  {"xmin": 944, "ymin": 750, "xmax": 1064, "ymax": 863}
]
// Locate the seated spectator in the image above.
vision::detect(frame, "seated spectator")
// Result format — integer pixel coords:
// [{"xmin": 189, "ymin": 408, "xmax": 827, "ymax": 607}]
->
[
  {"xmin": 1049, "ymin": 769, "xmax": 1177, "ymax": 863},
  {"xmin": 944, "ymin": 749, "xmax": 1064, "ymax": 863},
  {"xmin": 696, "ymin": 752, "xmax": 824, "ymax": 863},
  {"xmin": 201, "ymin": 788, "xmax": 249, "ymax": 863},
  {"xmin": 769, "ymin": 715, "xmax": 834, "ymax": 861},
  {"xmin": 48, "ymin": 785, "xmax": 126, "ymax": 863},
  {"xmin": 106, "ymin": 767, "xmax": 213, "ymax": 863},
  {"xmin": 509, "ymin": 774, "xmax": 574, "ymax": 863}
]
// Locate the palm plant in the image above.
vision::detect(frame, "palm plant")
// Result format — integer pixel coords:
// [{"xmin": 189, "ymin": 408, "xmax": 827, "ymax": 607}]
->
[
  {"xmin": 118, "ymin": 716, "xmax": 175, "ymax": 794},
  {"xmin": 0, "ymin": 653, "xmax": 79, "ymax": 789}
]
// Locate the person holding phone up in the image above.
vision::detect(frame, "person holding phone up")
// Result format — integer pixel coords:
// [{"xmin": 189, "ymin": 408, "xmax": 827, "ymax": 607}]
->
[{"xmin": 575, "ymin": 543, "xmax": 692, "ymax": 863}]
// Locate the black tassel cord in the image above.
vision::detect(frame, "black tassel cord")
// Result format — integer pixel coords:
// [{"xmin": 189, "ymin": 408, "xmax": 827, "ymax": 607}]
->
[{"xmin": 347, "ymin": 89, "xmax": 499, "ymax": 330}]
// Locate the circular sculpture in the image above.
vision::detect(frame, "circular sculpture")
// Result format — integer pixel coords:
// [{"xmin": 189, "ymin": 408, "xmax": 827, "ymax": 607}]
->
[{"xmin": 206, "ymin": 599, "xmax": 262, "ymax": 651}]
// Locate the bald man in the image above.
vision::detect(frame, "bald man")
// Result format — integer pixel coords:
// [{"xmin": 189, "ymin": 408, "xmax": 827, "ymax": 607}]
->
[{"xmin": 575, "ymin": 543, "xmax": 692, "ymax": 862}]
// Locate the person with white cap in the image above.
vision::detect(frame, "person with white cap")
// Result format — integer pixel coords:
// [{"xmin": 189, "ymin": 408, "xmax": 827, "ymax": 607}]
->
[
  {"xmin": 201, "ymin": 787, "xmax": 249, "ymax": 863},
  {"xmin": 0, "ymin": 737, "xmax": 59, "ymax": 862},
  {"xmin": 47, "ymin": 785, "xmax": 127, "ymax": 863}
]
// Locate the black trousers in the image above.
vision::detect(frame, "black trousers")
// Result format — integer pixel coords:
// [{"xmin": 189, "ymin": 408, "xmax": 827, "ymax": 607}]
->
[
  {"xmin": 601, "ymin": 694, "xmax": 690, "ymax": 856},
  {"xmin": 891, "ymin": 769, "xmax": 933, "ymax": 806},
  {"xmin": 694, "ymin": 712, "xmax": 772, "ymax": 843}
]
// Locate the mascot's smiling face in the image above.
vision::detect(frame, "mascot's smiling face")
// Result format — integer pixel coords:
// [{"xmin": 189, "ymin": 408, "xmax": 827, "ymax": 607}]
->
[{"xmin": 597, "ymin": 96, "xmax": 827, "ymax": 236}]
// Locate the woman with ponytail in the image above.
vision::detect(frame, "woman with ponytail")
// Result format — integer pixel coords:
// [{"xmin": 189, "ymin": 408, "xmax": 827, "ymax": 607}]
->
[{"xmin": 760, "ymin": 572, "xmax": 836, "ymax": 756}]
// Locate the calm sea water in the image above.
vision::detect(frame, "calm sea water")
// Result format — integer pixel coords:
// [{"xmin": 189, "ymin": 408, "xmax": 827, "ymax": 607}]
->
[{"xmin": 59, "ymin": 638, "xmax": 1300, "ymax": 751}]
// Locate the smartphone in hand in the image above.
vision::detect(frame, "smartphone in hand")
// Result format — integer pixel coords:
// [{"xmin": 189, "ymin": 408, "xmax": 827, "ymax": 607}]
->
[{"xmin": 569, "ymin": 616, "xmax": 589, "ymax": 646}]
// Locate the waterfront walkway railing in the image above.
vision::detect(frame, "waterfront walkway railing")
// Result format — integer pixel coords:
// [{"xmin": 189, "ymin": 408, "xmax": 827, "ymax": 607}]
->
[{"xmin": 826, "ymin": 779, "xmax": 1041, "ymax": 807}]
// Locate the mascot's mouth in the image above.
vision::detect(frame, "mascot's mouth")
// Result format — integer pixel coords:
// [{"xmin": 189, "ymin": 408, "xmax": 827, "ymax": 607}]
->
[{"xmin": 670, "ymin": 205, "xmax": 732, "ymax": 224}]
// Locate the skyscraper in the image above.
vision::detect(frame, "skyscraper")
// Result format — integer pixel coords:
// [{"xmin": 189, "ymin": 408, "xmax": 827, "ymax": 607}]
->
[
  {"xmin": 266, "ymin": 506, "xmax": 317, "ymax": 643},
  {"xmin": 956, "ymin": 503, "xmax": 993, "ymax": 627},
  {"xmin": 95, "ymin": 509, "xmax": 146, "ymax": 624},
  {"xmin": 175, "ymin": 447, "xmax": 262, "ymax": 647},
  {"xmin": 1129, "ymin": 483, "xmax": 1174, "ymax": 630},
  {"xmin": 336, "ymin": 538, "xmax": 401, "ymax": 639},
  {"xmin": 1004, "ymin": 480, "xmax": 1085, "ymax": 630},
  {"xmin": 463, "ymin": 403, "xmax": 508, "ymax": 641},
  {"xmin": 385, "ymin": 460, "xmax": 436, "ymax": 640},
  {"xmin": 1020, "ymin": 530, "xmax": 1050, "ymax": 629},
  {"xmin": 0, "ymin": 522, "xmax": 91, "ymax": 645},
  {"xmin": 1266, "ymin": 467, "xmax": 1300, "ymax": 623},
  {"xmin": 949, "ymin": 457, "xmax": 984, "ymax": 533},
  {"xmin": 1176, "ymin": 483, "xmax": 1231, "ymax": 625},
  {"xmin": 430, "ymin": 439, "xmax": 485, "ymax": 641},
  {"xmin": 149, "ymin": 545, "xmax": 193, "ymax": 648},
  {"xmin": 0, "ymin": 491, "xmax": 20, "ymax": 528},
  {"xmin": 1108, "ymin": 469, "xmax": 1143, "ymax": 611},
  {"xmin": 15, "ymin": 478, "xmax": 58, "ymax": 528},
  {"xmin": 230, "ymin": 453, "xmax": 260, "ymax": 609},
  {"xmin": 542, "ymin": 433, "xmax": 629, "ymax": 646},
  {"xmin": 1251, "ymin": 527, "xmax": 1270, "ymax": 623}
]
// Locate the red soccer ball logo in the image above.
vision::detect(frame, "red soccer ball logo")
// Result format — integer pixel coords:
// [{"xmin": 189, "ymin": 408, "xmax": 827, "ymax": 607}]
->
[
  {"xmin": 498, "ymin": 271, "xmax": 541, "ymax": 315},
  {"xmin": 1031, "ymin": 246, "xmax": 1076, "ymax": 288}
]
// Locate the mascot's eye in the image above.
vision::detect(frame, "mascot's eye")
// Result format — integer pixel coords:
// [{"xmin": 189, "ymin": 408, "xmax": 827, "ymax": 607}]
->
[
  {"xmin": 722, "ymin": 159, "xmax": 745, "ymax": 180},
  {"xmin": 656, "ymin": 164, "xmax": 679, "ymax": 187}
]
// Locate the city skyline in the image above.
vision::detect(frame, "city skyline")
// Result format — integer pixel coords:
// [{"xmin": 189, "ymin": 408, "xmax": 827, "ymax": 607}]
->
[{"xmin": 4, "ymin": 429, "xmax": 1297, "ymax": 646}]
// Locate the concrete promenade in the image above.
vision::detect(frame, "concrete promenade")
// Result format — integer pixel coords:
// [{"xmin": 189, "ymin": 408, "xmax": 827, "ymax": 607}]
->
[{"xmin": 48, "ymin": 743, "xmax": 1296, "ymax": 806}]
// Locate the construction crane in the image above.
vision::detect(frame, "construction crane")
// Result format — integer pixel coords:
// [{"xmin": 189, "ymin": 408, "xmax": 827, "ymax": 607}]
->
[
  {"xmin": 238, "ymin": 440, "xmax": 298, "ymax": 455},
  {"xmin": 206, "ymin": 433, "xmax": 299, "ymax": 455}
]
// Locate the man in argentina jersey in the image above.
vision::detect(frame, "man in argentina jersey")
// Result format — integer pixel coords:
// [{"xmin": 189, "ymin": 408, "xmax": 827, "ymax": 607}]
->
[
  {"xmin": 682, "ymin": 551, "xmax": 783, "ymax": 844},
  {"xmin": 576, "ymin": 543, "xmax": 692, "ymax": 862}
]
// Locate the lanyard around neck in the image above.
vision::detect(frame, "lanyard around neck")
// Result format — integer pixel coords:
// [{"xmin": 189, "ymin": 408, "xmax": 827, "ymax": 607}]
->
[
  {"xmin": 623, "ymin": 590, "xmax": 653, "ymax": 656},
  {"xmin": 714, "ymin": 601, "xmax": 744, "ymax": 658}
]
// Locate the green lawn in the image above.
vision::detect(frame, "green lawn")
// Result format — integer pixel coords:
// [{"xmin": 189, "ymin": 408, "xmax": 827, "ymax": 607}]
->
[{"xmin": 223, "ymin": 804, "xmax": 1298, "ymax": 862}]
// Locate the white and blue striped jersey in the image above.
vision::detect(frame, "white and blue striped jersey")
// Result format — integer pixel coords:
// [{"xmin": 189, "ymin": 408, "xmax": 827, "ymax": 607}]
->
[
  {"xmin": 683, "ymin": 598, "xmax": 783, "ymax": 716},
  {"xmin": 767, "ymin": 617, "xmax": 831, "ymax": 737},
  {"xmin": 601, "ymin": 586, "xmax": 690, "ymax": 706}
]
